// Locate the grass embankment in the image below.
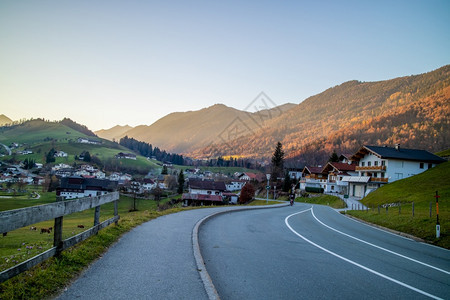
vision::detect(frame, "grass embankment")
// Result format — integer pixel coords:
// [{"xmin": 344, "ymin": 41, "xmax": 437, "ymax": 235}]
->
[
  {"xmin": 295, "ymin": 194, "xmax": 347, "ymax": 209},
  {"xmin": 347, "ymin": 161, "xmax": 450, "ymax": 249},
  {"xmin": 0, "ymin": 195, "xmax": 188, "ymax": 299}
]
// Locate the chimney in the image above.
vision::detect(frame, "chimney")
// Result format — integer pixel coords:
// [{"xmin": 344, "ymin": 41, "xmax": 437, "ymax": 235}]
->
[{"xmin": 395, "ymin": 144, "xmax": 400, "ymax": 151}]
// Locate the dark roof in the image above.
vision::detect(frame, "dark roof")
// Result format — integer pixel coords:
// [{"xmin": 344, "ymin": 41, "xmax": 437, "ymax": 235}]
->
[
  {"xmin": 352, "ymin": 145, "xmax": 446, "ymax": 164},
  {"xmin": 303, "ymin": 166, "xmax": 323, "ymax": 174},
  {"xmin": 59, "ymin": 176, "xmax": 118, "ymax": 191},
  {"xmin": 189, "ymin": 179, "xmax": 227, "ymax": 191}
]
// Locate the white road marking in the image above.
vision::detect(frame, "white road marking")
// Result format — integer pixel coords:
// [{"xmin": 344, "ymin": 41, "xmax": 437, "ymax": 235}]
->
[
  {"xmin": 312, "ymin": 207, "xmax": 450, "ymax": 275},
  {"xmin": 285, "ymin": 209, "xmax": 443, "ymax": 300}
]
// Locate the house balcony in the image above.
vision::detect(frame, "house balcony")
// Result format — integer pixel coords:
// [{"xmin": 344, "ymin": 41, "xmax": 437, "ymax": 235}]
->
[
  {"xmin": 370, "ymin": 177, "xmax": 389, "ymax": 183},
  {"xmin": 355, "ymin": 165, "xmax": 386, "ymax": 171}
]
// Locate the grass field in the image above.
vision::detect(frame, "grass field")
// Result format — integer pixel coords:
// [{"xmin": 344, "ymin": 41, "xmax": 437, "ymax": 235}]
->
[
  {"xmin": 0, "ymin": 192, "xmax": 167, "ymax": 272},
  {"xmin": 347, "ymin": 161, "xmax": 450, "ymax": 249}
]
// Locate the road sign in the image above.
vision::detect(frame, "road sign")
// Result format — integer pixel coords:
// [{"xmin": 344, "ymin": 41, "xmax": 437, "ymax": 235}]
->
[{"xmin": 266, "ymin": 185, "xmax": 270, "ymax": 190}]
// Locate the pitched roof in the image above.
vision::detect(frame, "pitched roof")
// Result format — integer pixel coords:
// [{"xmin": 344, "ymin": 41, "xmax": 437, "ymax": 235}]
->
[
  {"xmin": 189, "ymin": 179, "xmax": 226, "ymax": 191},
  {"xmin": 328, "ymin": 162, "xmax": 356, "ymax": 172},
  {"xmin": 303, "ymin": 166, "xmax": 323, "ymax": 174},
  {"xmin": 352, "ymin": 145, "xmax": 446, "ymax": 164}
]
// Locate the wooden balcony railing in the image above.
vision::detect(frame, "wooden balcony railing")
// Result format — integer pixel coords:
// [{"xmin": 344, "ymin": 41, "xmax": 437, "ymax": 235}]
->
[
  {"xmin": 370, "ymin": 177, "xmax": 389, "ymax": 183},
  {"xmin": 355, "ymin": 165, "xmax": 386, "ymax": 171}
]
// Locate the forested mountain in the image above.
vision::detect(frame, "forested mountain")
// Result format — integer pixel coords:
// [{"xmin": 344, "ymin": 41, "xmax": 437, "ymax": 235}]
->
[
  {"xmin": 191, "ymin": 65, "xmax": 450, "ymax": 164},
  {"xmin": 99, "ymin": 103, "xmax": 296, "ymax": 154}
]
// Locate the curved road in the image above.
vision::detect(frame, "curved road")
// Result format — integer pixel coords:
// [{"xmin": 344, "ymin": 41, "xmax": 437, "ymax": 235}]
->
[
  {"xmin": 199, "ymin": 204, "xmax": 450, "ymax": 299},
  {"xmin": 56, "ymin": 205, "xmax": 284, "ymax": 300}
]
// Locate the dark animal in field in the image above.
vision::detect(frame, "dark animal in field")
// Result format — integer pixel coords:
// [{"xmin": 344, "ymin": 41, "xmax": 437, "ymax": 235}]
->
[
  {"xmin": 2, "ymin": 232, "xmax": 7, "ymax": 237},
  {"xmin": 40, "ymin": 227, "xmax": 52, "ymax": 234},
  {"xmin": 30, "ymin": 226, "xmax": 37, "ymax": 231},
  {"xmin": 77, "ymin": 225, "xmax": 85, "ymax": 229}
]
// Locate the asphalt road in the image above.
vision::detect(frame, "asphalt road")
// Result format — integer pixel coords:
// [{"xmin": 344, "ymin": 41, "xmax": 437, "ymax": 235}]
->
[
  {"xmin": 56, "ymin": 205, "xmax": 284, "ymax": 300},
  {"xmin": 199, "ymin": 203, "xmax": 450, "ymax": 299}
]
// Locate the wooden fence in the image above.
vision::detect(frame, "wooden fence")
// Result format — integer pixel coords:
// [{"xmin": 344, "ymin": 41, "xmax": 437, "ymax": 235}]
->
[{"xmin": 0, "ymin": 192, "xmax": 120, "ymax": 283}]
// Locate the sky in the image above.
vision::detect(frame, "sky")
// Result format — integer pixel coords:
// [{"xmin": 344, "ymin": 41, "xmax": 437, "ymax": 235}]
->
[{"xmin": 1, "ymin": 0, "xmax": 449, "ymax": 131}]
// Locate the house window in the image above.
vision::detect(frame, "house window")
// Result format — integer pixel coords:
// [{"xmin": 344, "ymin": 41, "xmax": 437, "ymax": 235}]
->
[
  {"xmin": 381, "ymin": 160, "xmax": 386, "ymax": 166},
  {"xmin": 373, "ymin": 173, "xmax": 377, "ymax": 178},
  {"xmin": 361, "ymin": 162, "xmax": 365, "ymax": 167},
  {"xmin": 207, "ymin": 191, "xmax": 212, "ymax": 195},
  {"xmin": 374, "ymin": 161, "xmax": 378, "ymax": 166},
  {"xmin": 420, "ymin": 162, "xmax": 424, "ymax": 169},
  {"xmin": 428, "ymin": 163, "xmax": 433, "ymax": 169},
  {"xmin": 381, "ymin": 173, "xmax": 385, "ymax": 178},
  {"xmin": 368, "ymin": 161, "xmax": 371, "ymax": 167}
]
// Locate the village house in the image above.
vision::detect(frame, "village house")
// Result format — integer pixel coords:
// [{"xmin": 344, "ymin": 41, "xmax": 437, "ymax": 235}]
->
[
  {"xmin": 226, "ymin": 180, "xmax": 246, "ymax": 191},
  {"xmin": 300, "ymin": 166, "xmax": 327, "ymax": 192},
  {"xmin": 238, "ymin": 172, "xmax": 265, "ymax": 182},
  {"xmin": 115, "ymin": 152, "xmax": 137, "ymax": 160},
  {"xmin": 142, "ymin": 178, "xmax": 157, "ymax": 191},
  {"xmin": 54, "ymin": 151, "xmax": 68, "ymax": 157},
  {"xmin": 344, "ymin": 145, "xmax": 446, "ymax": 198},
  {"xmin": 182, "ymin": 179, "xmax": 227, "ymax": 206},
  {"xmin": 321, "ymin": 162, "xmax": 357, "ymax": 194},
  {"xmin": 56, "ymin": 176, "xmax": 117, "ymax": 199},
  {"xmin": 77, "ymin": 137, "xmax": 101, "ymax": 145}
]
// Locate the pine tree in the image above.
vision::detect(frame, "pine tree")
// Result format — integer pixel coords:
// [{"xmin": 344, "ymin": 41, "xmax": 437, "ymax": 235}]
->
[
  {"xmin": 329, "ymin": 151, "xmax": 339, "ymax": 162},
  {"xmin": 271, "ymin": 142, "xmax": 284, "ymax": 181}
]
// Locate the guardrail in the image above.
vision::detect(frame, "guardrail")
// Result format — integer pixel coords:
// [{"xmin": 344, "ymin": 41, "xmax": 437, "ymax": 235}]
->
[{"xmin": 0, "ymin": 192, "xmax": 120, "ymax": 283}]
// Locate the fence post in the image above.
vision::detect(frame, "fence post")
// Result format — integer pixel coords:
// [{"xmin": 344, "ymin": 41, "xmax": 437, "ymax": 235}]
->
[
  {"xmin": 429, "ymin": 202, "xmax": 432, "ymax": 218},
  {"xmin": 412, "ymin": 202, "xmax": 415, "ymax": 217},
  {"xmin": 94, "ymin": 206, "xmax": 101, "ymax": 228},
  {"xmin": 54, "ymin": 197, "xmax": 64, "ymax": 257},
  {"xmin": 114, "ymin": 200, "xmax": 119, "ymax": 226},
  {"xmin": 386, "ymin": 206, "xmax": 388, "ymax": 214}
]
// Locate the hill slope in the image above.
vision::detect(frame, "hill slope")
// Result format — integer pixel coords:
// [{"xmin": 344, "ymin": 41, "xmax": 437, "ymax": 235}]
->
[
  {"xmin": 191, "ymin": 65, "xmax": 450, "ymax": 163},
  {"xmin": 0, "ymin": 114, "xmax": 13, "ymax": 126},
  {"xmin": 96, "ymin": 125, "xmax": 133, "ymax": 141},
  {"xmin": 0, "ymin": 119, "xmax": 160, "ymax": 174},
  {"xmin": 107, "ymin": 103, "xmax": 296, "ymax": 154}
]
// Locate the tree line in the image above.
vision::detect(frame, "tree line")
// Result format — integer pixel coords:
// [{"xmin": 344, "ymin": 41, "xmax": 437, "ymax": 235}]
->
[{"xmin": 119, "ymin": 136, "xmax": 185, "ymax": 165}]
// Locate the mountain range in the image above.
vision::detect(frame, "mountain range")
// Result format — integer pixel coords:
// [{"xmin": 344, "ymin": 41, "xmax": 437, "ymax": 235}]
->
[
  {"xmin": 97, "ymin": 65, "xmax": 450, "ymax": 164},
  {"xmin": 2, "ymin": 65, "xmax": 449, "ymax": 166},
  {"xmin": 96, "ymin": 103, "xmax": 297, "ymax": 153}
]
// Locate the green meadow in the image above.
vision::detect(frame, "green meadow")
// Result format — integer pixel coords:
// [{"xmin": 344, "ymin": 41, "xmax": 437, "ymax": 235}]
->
[{"xmin": 347, "ymin": 161, "xmax": 450, "ymax": 248}]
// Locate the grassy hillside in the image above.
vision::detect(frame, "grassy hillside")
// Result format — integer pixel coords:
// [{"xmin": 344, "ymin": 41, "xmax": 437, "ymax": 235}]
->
[
  {"xmin": 0, "ymin": 119, "xmax": 160, "ymax": 174},
  {"xmin": 348, "ymin": 161, "xmax": 450, "ymax": 248}
]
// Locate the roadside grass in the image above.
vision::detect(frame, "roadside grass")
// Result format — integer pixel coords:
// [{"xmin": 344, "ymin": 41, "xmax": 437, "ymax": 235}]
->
[
  {"xmin": 295, "ymin": 194, "xmax": 347, "ymax": 209},
  {"xmin": 248, "ymin": 200, "xmax": 283, "ymax": 206},
  {"xmin": 347, "ymin": 161, "xmax": 450, "ymax": 249},
  {"xmin": 0, "ymin": 203, "xmax": 189, "ymax": 299},
  {"xmin": 0, "ymin": 194, "xmax": 280, "ymax": 299}
]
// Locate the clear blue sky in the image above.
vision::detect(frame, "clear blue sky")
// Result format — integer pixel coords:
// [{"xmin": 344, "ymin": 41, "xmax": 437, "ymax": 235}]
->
[{"xmin": 1, "ymin": 0, "xmax": 449, "ymax": 131}]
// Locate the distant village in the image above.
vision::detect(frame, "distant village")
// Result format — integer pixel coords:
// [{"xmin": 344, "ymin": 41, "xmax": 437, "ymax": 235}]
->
[{"xmin": 0, "ymin": 141, "xmax": 446, "ymax": 206}]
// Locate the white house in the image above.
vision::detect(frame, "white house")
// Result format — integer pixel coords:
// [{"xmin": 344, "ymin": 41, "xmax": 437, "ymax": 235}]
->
[
  {"xmin": 300, "ymin": 166, "xmax": 327, "ymax": 192},
  {"xmin": 54, "ymin": 151, "xmax": 68, "ymax": 157},
  {"xmin": 226, "ymin": 180, "xmax": 246, "ymax": 191},
  {"xmin": 56, "ymin": 176, "xmax": 117, "ymax": 199},
  {"xmin": 322, "ymin": 162, "xmax": 357, "ymax": 194},
  {"xmin": 345, "ymin": 145, "xmax": 446, "ymax": 198}
]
